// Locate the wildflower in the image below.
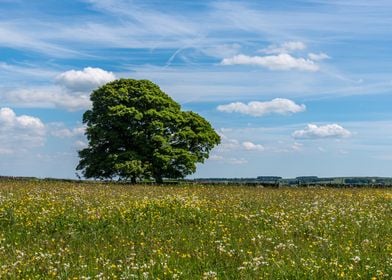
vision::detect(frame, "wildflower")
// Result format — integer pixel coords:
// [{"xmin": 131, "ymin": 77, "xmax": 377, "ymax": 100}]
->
[
  {"xmin": 203, "ymin": 271, "xmax": 217, "ymax": 280},
  {"xmin": 351, "ymin": 256, "xmax": 361, "ymax": 263}
]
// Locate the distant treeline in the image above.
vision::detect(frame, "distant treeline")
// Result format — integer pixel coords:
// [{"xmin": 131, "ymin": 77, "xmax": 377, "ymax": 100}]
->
[
  {"xmin": 0, "ymin": 176, "xmax": 38, "ymax": 181},
  {"xmin": 0, "ymin": 176, "xmax": 86, "ymax": 183},
  {"xmin": 1, "ymin": 175, "xmax": 392, "ymax": 187},
  {"xmin": 192, "ymin": 176, "xmax": 392, "ymax": 187}
]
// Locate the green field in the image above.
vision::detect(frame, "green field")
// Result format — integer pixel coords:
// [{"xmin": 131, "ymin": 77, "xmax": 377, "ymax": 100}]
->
[{"xmin": 0, "ymin": 181, "xmax": 391, "ymax": 279}]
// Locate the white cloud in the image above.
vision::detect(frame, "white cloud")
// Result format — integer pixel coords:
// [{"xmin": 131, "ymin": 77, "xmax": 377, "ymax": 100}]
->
[
  {"xmin": 291, "ymin": 142, "xmax": 303, "ymax": 151},
  {"xmin": 56, "ymin": 67, "xmax": 116, "ymax": 92},
  {"xmin": 208, "ymin": 154, "xmax": 248, "ymax": 165},
  {"xmin": 201, "ymin": 43, "xmax": 242, "ymax": 59},
  {"xmin": 242, "ymin": 141, "xmax": 264, "ymax": 151},
  {"xmin": 262, "ymin": 41, "xmax": 306, "ymax": 54},
  {"xmin": 0, "ymin": 107, "xmax": 44, "ymax": 131},
  {"xmin": 292, "ymin": 124, "xmax": 352, "ymax": 139},
  {"xmin": 1, "ymin": 65, "xmax": 117, "ymax": 111},
  {"xmin": 220, "ymin": 42, "xmax": 328, "ymax": 73},
  {"xmin": 216, "ymin": 131, "xmax": 245, "ymax": 152},
  {"xmin": 3, "ymin": 86, "xmax": 91, "ymax": 111},
  {"xmin": 74, "ymin": 140, "xmax": 88, "ymax": 149},
  {"xmin": 308, "ymin": 52, "xmax": 330, "ymax": 61},
  {"xmin": 209, "ymin": 155, "xmax": 224, "ymax": 161},
  {"xmin": 0, "ymin": 107, "xmax": 45, "ymax": 153},
  {"xmin": 219, "ymin": 138, "xmax": 240, "ymax": 151},
  {"xmin": 84, "ymin": 0, "xmax": 199, "ymax": 38},
  {"xmin": 0, "ymin": 24, "xmax": 81, "ymax": 58},
  {"xmin": 51, "ymin": 126, "xmax": 85, "ymax": 138},
  {"xmin": 0, "ymin": 61, "xmax": 57, "ymax": 80},
  {"xmin": 281, "ymin": 41, "xmax": 306, "ymax": 51},
  {"xmin": 228, "ymin": 157, "xmax": 248, "ymax": 165},
  {"xmin": 221, "ymin": 53, "xmax": 319, "ymax": 71},
  {"xmin": 217, "ymin": 98, "xmax": 306, "ymax": 116},
  {"xmin": 215, "ymin": 131, "xmax": 265, "ymax": 158}
]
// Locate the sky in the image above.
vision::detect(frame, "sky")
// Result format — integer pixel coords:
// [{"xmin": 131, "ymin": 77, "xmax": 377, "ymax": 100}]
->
[{"xmin": 1, "ymin": 0, "xmax": 392, "ymax": 179}]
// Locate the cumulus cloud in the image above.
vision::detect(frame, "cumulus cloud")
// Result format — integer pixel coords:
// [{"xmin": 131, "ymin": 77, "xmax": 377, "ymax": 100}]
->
[
  {"xmin": 221, "ymin": 53, "xmax": 319, "ymax": 71},
  {"xmin": 0, "ymin": 107, "xmax": 45, "ymax": 152},
  {"xmin": 1, "ymin": 67, "xmax": 116, "ymax": 111},
  {"xmin": 217, "ymin": 98, "xmax": 306, "ymax": 116},
  {"xmin": 216, "ymin": 131, "xmax": 265, "ymax": 155},
  {"xmin": 51, "ymin": 126, "xmax": 85, "ymax": 138},
  {"xmin": 0, "ymin": 107, "xmax": 44, "ymax": 132},
  {"xmin": 261, "ymin": 41, "xmax": 306, "ymax": 54},
  {"xmin": 292, "ymin": 124, "xmax": 351, "ymax": 139},
  {"xmin": 242, "ymin": 141, "xmax": 264, "ymax": 151},
  {"xmin": 3, "ymin": 86, "xmax": 91, "ymax": 111},
  {"xmin": 56, "ymin": 67, "xmax": 116, "ymax": 91},
  {"xmin": 308, "ymin": 52, "xmax": 330, "ymax": 61},
  {"xmin": 3, "ymin": 67, "xmax": 116, "ymax": 110},
  {"xmin": 221, "ymin": 41, "xmax": 330, "ymax": 72}
]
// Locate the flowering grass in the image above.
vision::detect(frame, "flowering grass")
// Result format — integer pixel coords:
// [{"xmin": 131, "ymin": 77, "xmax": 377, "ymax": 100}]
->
[{"xmin": 0, "ymin": 181, "xmax": 391, "ymax": 279}]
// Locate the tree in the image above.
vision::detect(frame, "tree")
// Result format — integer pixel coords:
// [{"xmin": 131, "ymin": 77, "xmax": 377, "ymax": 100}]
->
[{"xmin": 76, "ymin": 79, "xmax": 220, "ymax": 183}]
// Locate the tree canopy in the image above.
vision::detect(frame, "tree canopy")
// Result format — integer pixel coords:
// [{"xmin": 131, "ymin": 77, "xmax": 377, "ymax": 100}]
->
[{"xmin": 76, "ymin": 79, "xmax": 220, "ymax": 183}]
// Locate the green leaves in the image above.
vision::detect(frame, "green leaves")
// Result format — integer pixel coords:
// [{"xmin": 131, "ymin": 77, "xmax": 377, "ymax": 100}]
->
[{"xmin": 77, "ymin": 78, "xmax": 220, "ymax": 182}]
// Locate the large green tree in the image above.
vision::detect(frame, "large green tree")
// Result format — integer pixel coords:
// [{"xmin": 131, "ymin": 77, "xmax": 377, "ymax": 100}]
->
[{"xmin": 77, "ymin": 79, "xmax": 220, "ymax": 183}]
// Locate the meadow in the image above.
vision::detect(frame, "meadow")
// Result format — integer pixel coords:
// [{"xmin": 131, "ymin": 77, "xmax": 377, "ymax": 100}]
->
[{"xmin": 0, "ymin": 180, "xmax": 391, "ymax": 279}]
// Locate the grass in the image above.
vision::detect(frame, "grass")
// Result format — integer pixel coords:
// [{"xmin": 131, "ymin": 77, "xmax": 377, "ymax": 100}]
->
[{"xmin": 0, "ymin": 180, "xmax": 391, "ymax": 279}]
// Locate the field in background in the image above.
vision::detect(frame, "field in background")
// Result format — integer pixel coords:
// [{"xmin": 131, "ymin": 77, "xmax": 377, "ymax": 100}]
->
[{"xmin": 0, "ymin": 181, "xmax": 391, "ymax": 279}]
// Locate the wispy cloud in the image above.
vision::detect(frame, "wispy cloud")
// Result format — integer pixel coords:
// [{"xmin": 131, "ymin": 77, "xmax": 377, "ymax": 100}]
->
[
  {"xmin": 261, "ymin": 41, "xmax": 307, "ymax": 54},
  {"xmin": 308, "ymin": 52, "xmax": 330, "ymax": 61},
  {"xmin": 0, "ymin": 23, "xmax": 84, "ymax": 58},
  {"xmin": 0, "ymin": 61, "xmax": 57, "ymax": 79},
  {"xmin": 2, "ymin": 0, "xmax": 392, "ymax": 60},
  {"xmin": 84, "ymin": 0, "xmax": 200, "ymax": 36}
]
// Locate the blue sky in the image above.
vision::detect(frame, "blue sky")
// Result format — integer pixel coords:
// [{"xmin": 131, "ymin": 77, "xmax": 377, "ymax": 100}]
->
[{"xmin": 1, "ymin": 0, "xmax": 392, "ymax": 179}]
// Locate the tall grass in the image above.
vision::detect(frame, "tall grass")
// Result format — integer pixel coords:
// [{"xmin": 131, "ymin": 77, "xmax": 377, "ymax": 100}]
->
[{"xmin": 0, "ymin": 181, "xmax": 391, "ymax": 279}]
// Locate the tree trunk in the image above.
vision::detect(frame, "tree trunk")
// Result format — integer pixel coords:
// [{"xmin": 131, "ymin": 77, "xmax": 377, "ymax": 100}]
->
[{"xmin": 154, "ymin": 174, "xmax": 163, "ymax": 184}]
